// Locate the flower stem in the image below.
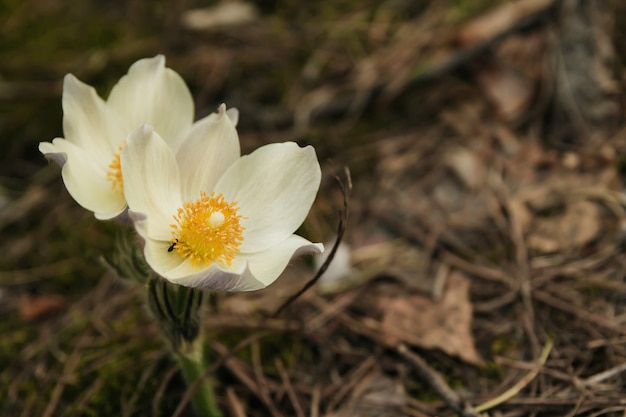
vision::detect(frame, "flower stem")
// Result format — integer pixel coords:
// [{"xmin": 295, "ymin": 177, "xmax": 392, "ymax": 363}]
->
[{"xmin": 175, "ymin": 341, "xmax": 222, "ymax": 417}]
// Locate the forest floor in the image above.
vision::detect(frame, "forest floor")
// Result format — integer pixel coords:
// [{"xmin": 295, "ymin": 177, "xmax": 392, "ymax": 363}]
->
[{"xmin": 2, "ymin": 0, "xmax": 626, "ymax": 416}]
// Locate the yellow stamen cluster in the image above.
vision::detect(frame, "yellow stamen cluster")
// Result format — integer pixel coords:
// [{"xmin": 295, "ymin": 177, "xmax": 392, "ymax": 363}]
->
[
  {"xmin": 106, "ymin": 145, "xmax": 124, "ymax": 196},
  {"xmin": 170, "ymin": 192, "xmax": 245, "ymax": 267}
]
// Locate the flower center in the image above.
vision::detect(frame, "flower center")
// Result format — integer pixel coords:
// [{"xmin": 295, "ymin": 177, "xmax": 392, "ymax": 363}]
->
[
  {"xmin": 106, "ymin": 145, "xmax": 124, "ymax": 196},
  {"xmin": 170, "ymin": 192, "xmax": 245, "ymax": 267}
]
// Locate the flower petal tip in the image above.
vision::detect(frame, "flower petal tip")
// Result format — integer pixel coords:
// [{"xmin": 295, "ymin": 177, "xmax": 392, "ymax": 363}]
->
[
  {"xmin": 95, "ymin": 206, "xmax": 128, "ymax": 221},
  {"xmin": 128, "ymin": 210, "xmax": 148, "ymax": 223},
  {"xmin": 140, "ymin": 123, "xmax": 154, "ymax": 135},
  {"xmin": 63, "ymin": 73, "xmax": 78, "ymax": 85},
  {"xmin": 39, "ymin": 141, "xmax": 67, "ymax": 166},
  {"xmin": 294, "ymin": 241, "xmax": 324, "ymax": 258},
  {"xmin": 226, "ymin": 107, "xmax": 239, "ymax": 126},
  {"xmin": 312, "ymin": 242, "xmax": 325, "ymax": 254}
]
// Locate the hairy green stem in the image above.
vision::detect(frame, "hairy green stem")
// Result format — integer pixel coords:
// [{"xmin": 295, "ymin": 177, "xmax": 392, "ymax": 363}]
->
[{"xmin": 175, "ymin": 340, "xmax": 222, "ymax": 417}]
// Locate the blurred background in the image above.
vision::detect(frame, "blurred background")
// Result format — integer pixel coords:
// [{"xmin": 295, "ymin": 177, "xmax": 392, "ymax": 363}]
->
[{"xmin": 3, "ymin": 0, "xmax": 626, "ymax": 416}]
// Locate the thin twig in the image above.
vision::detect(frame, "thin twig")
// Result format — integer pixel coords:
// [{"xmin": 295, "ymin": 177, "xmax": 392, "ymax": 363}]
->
[
  {"xmin": 583, "ymin": 362, "xmax": 626, "ymax": 386},
  {"xmin": 275, "ymin": 358, "xmax": 306, "ymax": 417},
  {"xmin": 397, "ymin": 344, "xmax": 481, "ymax": 417},
  {"xmin": 153, "ymin": 365, "xmax": 181, "ymax": 416},
  {"xmin": 122, "ymin": 350, "xmax": 168, "ymax": 417},
  {"xmin": 474, "ymin": 339, "xmax": 553, "ymax": 413},
  {"xmin": 273, "ymin": 167, "xmax": 352, "ymax": 317},
  {"xmin": 251, "ymin": 341, "xmax": 283, "ymax": 417},
  {"xmin": 326, "ymin": 356, "xmax": 377, "ymax": 412},
  {"xmin": 171, "ymin": 330, "xmax": 279, "ymax": 417},
  {"xmin": 41, "ymin": 331, "xmax": 90, "ymax": 417},
  {"xmin": 225, "ymin": 387, "xmax": 247, "ymax": 417},
  {"xmin": 310, "ymin": 384, "xmax": 321, "ymax": 417},
  {"xmin": 533, "ymin": 289, "xmax": 626, "ymax": 335}
]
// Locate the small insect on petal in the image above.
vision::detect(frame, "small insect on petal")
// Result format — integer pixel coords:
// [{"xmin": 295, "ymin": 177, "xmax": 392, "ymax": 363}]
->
[{"xmin": 169, "ymin": 192, "xmax": 245, "ymax": 267}]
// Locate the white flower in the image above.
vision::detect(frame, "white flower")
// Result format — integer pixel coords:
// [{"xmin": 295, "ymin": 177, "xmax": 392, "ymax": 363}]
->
[
  {"xmin": 39, "ymin": 55, "xmax": 233, "ymax": 220},
  {"xmin": 121, "ymin": 106, "xmax": 323, "ymax": 291}
]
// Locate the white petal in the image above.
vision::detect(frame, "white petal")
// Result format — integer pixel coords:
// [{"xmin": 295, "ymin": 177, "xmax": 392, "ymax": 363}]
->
[
  {"xmin": 39, "ymin": 140, "xmax": 67, "ymax": 166},
  {"xmin": 177, "ymin": 104, "xmax": 241, "ymax": 201},
  {"xmin": 159, "ymin": 251, "xmax": 244, "ymax": 278},
  {"xmin": 62, "ymin": 74, "xmax": 124, "ymax": 163},
  {"xmin": 214, "ymin": 142, "xmax": 321, "ymax": 252},
  {"xmin": 241, "ymin": 234, "xmax": 323, "ymax": 286},
  {"xmin": 168, "ymin": 263, "xmax": 266, "ymax": 292},
  {"xmin": 106, "ymin": 55, "xmax": 194, "ymax": 148},
  {"xmin": 39, "ymin": 138, "xmax": 126, "ymax": 219},
  {"xmin": 154, "ymin": 250, "xmax": 264, "ymax": 291},
  {"xmin": 121, "ymin": 125, "xmax": 183, "ymax": 240},
  {"xmin": 139, "ymin": 233, "xmax": 188, "ymax": 276},
  {"xmin": 139, "ymin": 231, "xmax": 257, "ymax": 291},
  {"xmin": 226, "ymin": 107, "xmax": 239, "ymax": 126},
  {"xmin": 196, "ymin": 105, "xmax": 240, "ymax": 127}
]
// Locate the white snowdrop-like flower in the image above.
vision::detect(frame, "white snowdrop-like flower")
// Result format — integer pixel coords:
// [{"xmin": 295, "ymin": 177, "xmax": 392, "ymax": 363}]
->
[
  {"xmin": 39, "ymin": 55, "xmax": 234, "ymax": 220},
  {"xmin": 121, "ymin": 106, "xmax": 323, "ymax": 291}
]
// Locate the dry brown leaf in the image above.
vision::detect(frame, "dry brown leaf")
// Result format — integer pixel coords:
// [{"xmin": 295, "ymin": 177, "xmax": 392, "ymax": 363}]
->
[
  {"xmin": 508, "ymin": 199, "xmax": 533, "ymax": 235},
  {"xmin": 325, "ymin": 373, "xmax": 407, "ymax": 417},
  {"xmin": 456, "ymin": 0, "xmax": 555, "ymax": 46},
  {"xmin": 379, "ymin": 272, "xmax": 483, "ymax": 366},
  {"xmin": 525, "ymin": 193, "xmax": 602, "ymax": 254},
  {"xmin": 527, "ymin": 231, "xmax": 560, "ymax": 254},
  {"xmin": 446, "ymin": 147, "xmax": 486, "ymax": 189},
  {"xmin": 19, "ymin": 292, "xmax": 69, "ymax": 322},
  {"xmin": 475, "ymin": 65, "xmax": 534, "ymax": 121},
  {"xmin": 558, "ymin": 200, "xmax": 601, "ymax": 250}
]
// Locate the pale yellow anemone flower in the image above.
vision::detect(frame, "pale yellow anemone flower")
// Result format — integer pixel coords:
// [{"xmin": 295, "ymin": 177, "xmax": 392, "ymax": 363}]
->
[
  {"xmin": 121, "ymin": 108, "xmax": 323, "ymax": 291},
  {"xmin": 39, "ymin": 55, "xmax": 237, "ymax": 220}
]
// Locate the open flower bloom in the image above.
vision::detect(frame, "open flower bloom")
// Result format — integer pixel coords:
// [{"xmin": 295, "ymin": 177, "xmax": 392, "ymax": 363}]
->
[
  {"xmin": 121, "ymin": 107, "xmax": 323, "ymax": 291},
  {"xmin": 38, "ymin": 55, "xmax": 233, "ymax": 220}
]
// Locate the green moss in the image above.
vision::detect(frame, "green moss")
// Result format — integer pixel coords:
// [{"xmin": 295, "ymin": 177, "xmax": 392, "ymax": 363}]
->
[
  {"xmin": 406, "ymin": 379, "xmax": 441, "ymax": 403},
  {"xmin": 66, "ymin": 349, "xmax": 171, "ymax": 417},
  {"xmin": 491, "ymin": 334, "xmax": 519, "ymax": 356},
  {"xmin": 484, "ymin": 360, "xmax": 504, "ymax": 378},
  {"xmin": 0, "ymin": 319, "xmax": 35, "ymax": 369},
  {"xmin": 445, "ymin": 0, "xmax": 503, "ymax": 24}
]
